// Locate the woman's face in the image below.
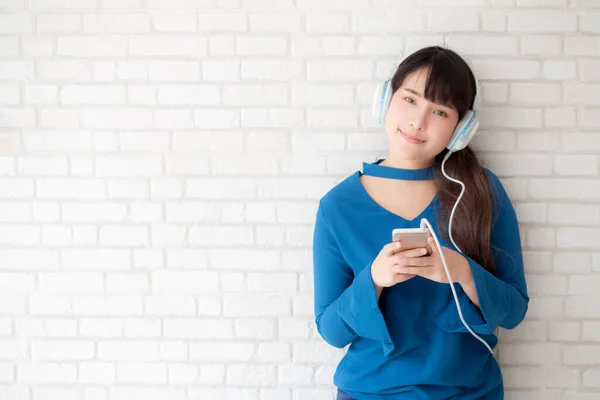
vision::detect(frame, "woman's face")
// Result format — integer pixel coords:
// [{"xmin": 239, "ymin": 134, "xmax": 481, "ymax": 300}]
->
[{"xmin": 384, "ymin": 67, "xmax": 460, "ymax": 165}]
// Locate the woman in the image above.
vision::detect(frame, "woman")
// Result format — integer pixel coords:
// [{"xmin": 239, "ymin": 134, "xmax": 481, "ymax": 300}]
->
[{"xmin": 312, "ymin": 46, "xmax": 529, "ymax": 399}]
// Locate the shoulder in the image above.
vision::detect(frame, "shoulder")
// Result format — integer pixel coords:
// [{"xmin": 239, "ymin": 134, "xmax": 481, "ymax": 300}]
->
[
  {"xmin": 482, "ymin": 167, "xmax": 517, "ymax": 220},
  {"xmin": 318, "ymin": 171, "xmax": 361, "ymax": 210},
  {"xmin": 483, "ymin": 168, "xmax": 510, "ymax": 201}
]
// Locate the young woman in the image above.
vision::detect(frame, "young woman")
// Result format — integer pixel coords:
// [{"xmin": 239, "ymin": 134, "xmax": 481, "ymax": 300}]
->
[{"xmin": 312, "ymin": 46, "xmax": 529, "ymax": 399}]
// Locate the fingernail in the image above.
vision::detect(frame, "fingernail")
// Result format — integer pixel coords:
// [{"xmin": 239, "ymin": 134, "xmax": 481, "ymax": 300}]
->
[
  {"xmin": 421, "ymin": 249, "xmax": 427, "ymax": 255},
  {"xmin": 395, "ymin": 242, "xmax": 401, "ymax": 248}
]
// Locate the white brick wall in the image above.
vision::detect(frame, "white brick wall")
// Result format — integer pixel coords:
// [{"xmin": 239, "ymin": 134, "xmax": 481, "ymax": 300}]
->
[{"xmin": 0, "ymin": 0, "xmax": 598, "ymax": 399}]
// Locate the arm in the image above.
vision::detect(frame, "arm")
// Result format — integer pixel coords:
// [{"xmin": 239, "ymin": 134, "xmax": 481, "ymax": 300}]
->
[
  {"xmin": 435, "ymin": 172, "xmax": 529, "ymax": 335},
  {"xmin": 313, "ymin": 202, "xmax": 395, "ymax": 356}
]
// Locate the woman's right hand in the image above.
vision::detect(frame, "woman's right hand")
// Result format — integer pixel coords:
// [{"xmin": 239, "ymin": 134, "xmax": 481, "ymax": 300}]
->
[{"xmin": 371, "ymin": 241, "xmax": 428, "ymax": 298}]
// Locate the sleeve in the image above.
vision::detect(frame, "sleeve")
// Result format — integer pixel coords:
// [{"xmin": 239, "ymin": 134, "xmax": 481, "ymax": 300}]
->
[
  {"xmin": 435, "ymin": 171, "xmax": 529, "ymax": 335},
  {"xmin": 313, "ymin": 201, "xmax": 395, "ymax": 356}
]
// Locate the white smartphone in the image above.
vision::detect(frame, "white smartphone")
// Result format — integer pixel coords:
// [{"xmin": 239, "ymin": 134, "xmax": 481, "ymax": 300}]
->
[{"xmin": 391, "ymin": 227, "xmax": 432, "ymax": 256}]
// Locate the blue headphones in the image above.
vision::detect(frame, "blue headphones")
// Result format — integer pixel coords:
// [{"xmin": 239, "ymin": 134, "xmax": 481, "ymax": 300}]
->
[{"xmin": 372, "ymin": 53, "xmax": 480, "ymax": 153}]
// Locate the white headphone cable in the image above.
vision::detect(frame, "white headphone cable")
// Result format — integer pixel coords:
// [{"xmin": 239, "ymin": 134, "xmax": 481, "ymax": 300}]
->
[{"xmin": 419, "ymin": 150, "xmax": 495, "ymax": 356}]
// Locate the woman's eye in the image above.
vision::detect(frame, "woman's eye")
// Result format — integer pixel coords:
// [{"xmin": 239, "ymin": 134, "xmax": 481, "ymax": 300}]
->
[
  {"xmin": 404, "ymin": 97, "xmax": 415, "ymax": 104},
  {"xmin": 434, "ymin": 110, "xmax": 448, "ymax": 117}
]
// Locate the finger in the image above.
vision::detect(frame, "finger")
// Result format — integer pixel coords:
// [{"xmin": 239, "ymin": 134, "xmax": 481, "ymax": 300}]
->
[
  {"xmin": 427, "ymin": 236, "xmax": 437, "ymax": 254},
  {"xmin": 397, "ymin": 265, "xmax": 427, "ymax": 276},
  {"xmin": 398, "ymin": 256, "xmax": 434, "ymax": 267},
  {"xmin": 392, "ymin": 247, "xmax": 428, "ymax": 261},
  {"xmin": 383, "ymin": 241, "xmax": 402, "ymax": 256}
]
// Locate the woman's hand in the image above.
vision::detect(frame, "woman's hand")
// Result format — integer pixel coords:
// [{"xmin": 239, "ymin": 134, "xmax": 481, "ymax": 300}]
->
[
  {"xmin": 370, "ymin": 241, "xmax": 428, "ymax": 298},
  {"xmin": 396, "ymin": 236, "xmax": 473, "ymax": 285}
]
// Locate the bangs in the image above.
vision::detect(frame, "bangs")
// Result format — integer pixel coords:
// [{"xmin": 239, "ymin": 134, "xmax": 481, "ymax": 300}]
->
[{"xmin": 422, "ymin": 55, "xmax": 461, "ymax": 110}]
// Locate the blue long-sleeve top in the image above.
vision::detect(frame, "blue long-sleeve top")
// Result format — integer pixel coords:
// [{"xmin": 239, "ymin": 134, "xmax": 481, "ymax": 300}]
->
[{"xmin": 312, "ymin": 160, "xmax": 529, "ymax": 399}]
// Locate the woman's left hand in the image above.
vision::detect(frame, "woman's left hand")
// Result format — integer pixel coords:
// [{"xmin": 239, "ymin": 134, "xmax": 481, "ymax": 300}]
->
[{"xmin": 396, "ymin": 236, "xmax": 473, "ymax": 284}]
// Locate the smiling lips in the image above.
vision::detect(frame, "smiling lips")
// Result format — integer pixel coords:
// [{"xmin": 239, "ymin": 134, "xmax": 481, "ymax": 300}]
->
[{"xmin": 398, "ymin": 128, "xmax": 425, "ymax": 144}]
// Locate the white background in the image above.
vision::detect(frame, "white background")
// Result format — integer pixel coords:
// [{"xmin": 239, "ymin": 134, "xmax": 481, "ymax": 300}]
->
[{"xmin": 0, "ymin": 0, "xmax": 599, "ymax": 399}]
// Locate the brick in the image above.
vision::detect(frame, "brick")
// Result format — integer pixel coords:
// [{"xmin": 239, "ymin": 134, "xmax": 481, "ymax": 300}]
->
[
  {"xmin": 0, "ymin": 37, "xmax": 19, "ymax": 57},
  {"xmin": 82, "ymin": 108, "xmax": 153, "ymax": 129},
  {"xmin": 29, "ymin": 0, "xmax": 96, "ymax": 8},
  {"xmin": 0, "ymin": 0, "xmax": 25, "ymax": 9},
  {"xmin": 190, "ymin": 342, "xmax": 254, "ymax": 361},
  {"xmin": 18, "ymin": 156, "xmax": 69, "ymax": 177},
  {"xmin": 563, "ymin": 345, "xmax": 600, "ymax": 365},
  {"xmin": 307, "ymin": 12, "xmax": 350, "ymax": 33},
  {"xmin": 480, "ymin": 107, "xmax": 542, "ymax": 129},
  {"xmin": 554, "ymin": 252, "xmax": 592, "ymax": 273},
  {"xmin": 565, "ymin": 298, "xmax": 600, "ymax": 318},
  {"xmin": 582, "ymin": 12, "xmax": 600, "ymax": 33},
  {"xmin": 549, "ymin": 321, "xmax": 580, "ymax": 342},
  {"xmin": 62, "ymin": 249, "xmax": 130, "ymax": 270},
  {"xmin": 39, "ymin": 272, "xmax": 103, "ymax": 294},
  {"xmin": 164, "ymin": 318, "xmax": 233, "ymax": 339},
  {"xmin": 151, "ymin": 271, "xmax": 218, "ymax": 294},
  {"xmin": 31, "ymin": 340, "xmax": 94, "ymax": 360},
  {"xmin": 352, "ymin": 11, "xmax": 425, "ymax": 33},
  {"xmin": 157, "ymin": 84, "xmax": 219, "ymax": 105},
  {"xmin": 0, "ymin": 108, "xmax": 36, "ymax": 128},
  {"xmin": 527, "ymin": 296, "xmax": 563, "ymax": 318},
  {"xmin": 500, "ymin": 343, "xmax": 561, "ymax": 365},
  {"xmin": 106, "ymin": 274, "xmax": 149, "ymax": 294},
  {"xmin": 224, "ymin": 295, "xmax": 290, "ymax": 317},
  {"xmin": 509, "ymin": 83, "xmax": 561, "ymax": 105},
  {"xmin": 246, "ymin": 272, "xmax": 297, "ymax": 293},
  {"xmin": 226, "ymin": 364, "xmax": 276, "ymax": 386},
  {"xmin": 129, "ymin": 36, "xmax": 208, "ymax": 56},
  {"xmin": 543, "ymin": 60, "xmax": 577, "ymax": 80},
  {"xmin": 481, "ymin": 10, "xmax": 507, "ymax": 31},
  {"xmin": 569, "ymin": 275, "xmax": 600, "ymax": 296},
  {"xmin": 549, "ymin": 204, "xmax": 600, "ymax": 226},
  {"xmin": 558, "ymin": 228, "xmax": 600, "ymax": 249},
  {"xmin": 0, "ymin": 13, "xmax": 33, "ymax": 33},
  {"xmin": 169, "ymin": 363, "xmax": 198, "ymax": 384},
  {"xmin": 149, "ymin": 61, "xmax": 200, "ymax": 81},
  {"xmin": 61, "ymin": 85, "xmax": 125, "ymax": 105},
  {"xmin": 58, "ymin": 36, "xmax": 127, "ymax": 57},
  {"xmin": 292, "ymin": 36, "xmax": 355, "ymax": 57},
  {"xmin": 238, "ymin": 36, "xmax": 287, "ymax": 55},
  {"xmin": 72, "ymin": 295, "xmax": 143, "ymax": 316},
  {"xmin": 40, "ymin": 61, "xmax": 91, "ymax": 81},
  {"xmin": 37, "ymin": 14, "xmax": 81, "ymax": 32},
  {"xmin": 520, "ymin": 35, "xmax": 561, "ymax": 56},
  {"xmin": 446, "ymin": 35, "xmax": 518, "ymax": 55},
  {"xmin": 503, "ymin": 367, "xmax": 544, "ymax": 388},
  {"xmin": 0, "ymin": 62, "xmax": 34, "ymax": 81},
  {"xmin": 545, "ymin": 107, "xmax": 577, "ymax": 128},
  {"xmin": 249, "ymin": 13, "xmax": 302, "ymax": 32},
  {"xmin": 554, "ymin": 155, "xmax": 597, "ymax": 176},
  {"xmin": 508, "ymin": 10, "xmax": 577, "ymax": 32},
  {"xmin": 117, "ymin": 362, "xmax": 167, "ymax": 384},
  {"xmin": 79, "ymin": 362, "xmax": 115, "ymax": 384},
  {"xmin": 83, "ymin": 13, "xmax": 149, "ymax": 33},
  {"xmin": 471, "ymin": 60, "xmax": 540, "ymax": 80},
  {"xmin": 189, "ymin": 226, "xmax": 253, "ymax": 246},
  {"xmin": 152, "ymin": 12, "xmax": 197, "ymax": 31},
  {"xmin": 17, "ymin": 363, "xmax": 77, "ymax": 383},
  {"xmin": 307, "ymin": 60, "xmax": 372, "ymax": 81},
  {"xmin": 198, "ymin": 12, "xmax": 247, "ymax": 31}
]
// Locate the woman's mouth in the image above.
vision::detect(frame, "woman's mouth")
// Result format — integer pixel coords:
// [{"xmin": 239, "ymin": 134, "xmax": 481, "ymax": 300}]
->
[{"xmin": 398, "ymin": 129, "xmax": 425, "ymax": 144}]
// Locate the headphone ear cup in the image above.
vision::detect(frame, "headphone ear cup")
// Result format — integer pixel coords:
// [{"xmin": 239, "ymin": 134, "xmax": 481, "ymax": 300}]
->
[
  {"xmin": 446, "ymin": 110, "xmax": 479, "ymax": 152},
  {"xmin": 372, "ymin": 83, "xmax": 384, "ymax": 122},
  {"xmin": 381, "ymin": 80, "xmax": 393, "ymax": 124},
  {"xmin": 372, "ymin": 79, "xmax": 393, "ymax": 125}
]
